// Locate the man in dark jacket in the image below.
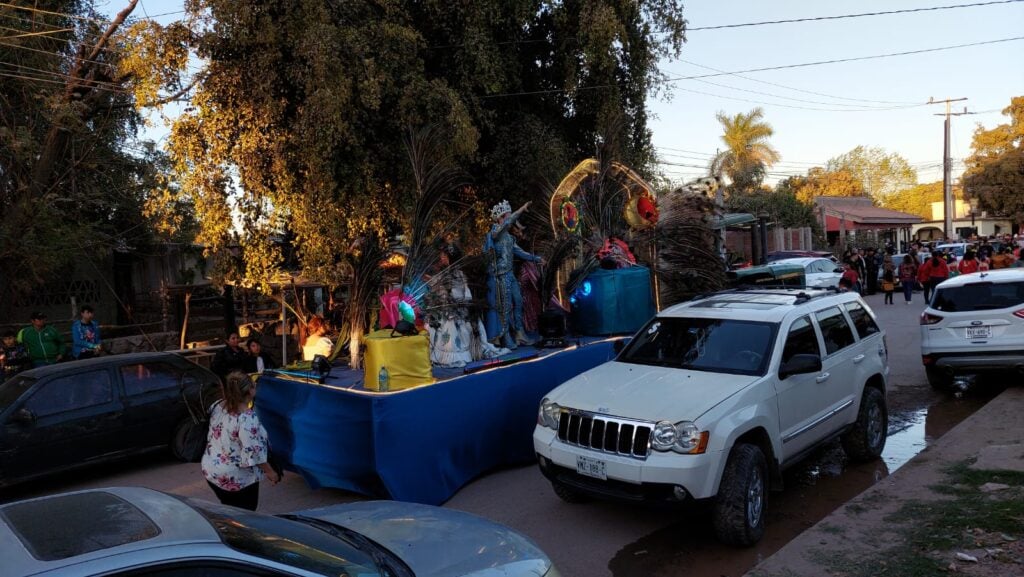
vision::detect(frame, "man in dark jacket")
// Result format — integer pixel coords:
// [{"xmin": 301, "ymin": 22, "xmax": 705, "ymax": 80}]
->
[
  {"xmin": 211, "ymin": 331, "xmax": 249, "ymax": 381},
  {"xmin": 18, "ymin": 311, "xmax": 66, "ymax": 367}
]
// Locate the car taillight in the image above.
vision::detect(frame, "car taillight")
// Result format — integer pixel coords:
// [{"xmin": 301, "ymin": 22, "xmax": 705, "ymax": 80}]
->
[
  {"xmin": 922, "ymin": 354, "xmax": 935, "ymax": 365},
  {"xmin": 1014, "ymin": 308, "xmax": 1024, "ymax": 319},
  {"xmin": 920, "ymin": 312, "xmax": 944, "ymax": 325}
]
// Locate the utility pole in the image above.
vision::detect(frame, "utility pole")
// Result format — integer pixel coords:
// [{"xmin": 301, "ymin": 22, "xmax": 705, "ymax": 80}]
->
[{"xmin": 928, "ymin": 97, "xmax": 969, "ymax": 240}]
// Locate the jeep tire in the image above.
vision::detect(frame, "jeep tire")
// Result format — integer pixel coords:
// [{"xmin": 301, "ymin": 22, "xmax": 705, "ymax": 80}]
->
[
  {"xmin": 712, "ymin": 443, "xmax": 767, "ymax": 546},
  {"xmin": 841, "ymin": 387, "xmax": 887, "ymax": 462}
]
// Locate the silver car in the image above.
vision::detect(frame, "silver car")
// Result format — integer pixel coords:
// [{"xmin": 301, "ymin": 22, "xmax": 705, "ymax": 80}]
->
[{"xmin": 0, "ymin": 487, "xmax": 559, "ymax": 577}]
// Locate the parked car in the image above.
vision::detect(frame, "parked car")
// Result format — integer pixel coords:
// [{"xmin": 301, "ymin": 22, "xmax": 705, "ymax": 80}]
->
[
  {"xmin": 920, "ymin": 269, "xmax": 1024, "ymax": 390},
  {"xmin": 766, "ymin": 250, "xmax": 837, "ymax": 263},
  {"xmin": 769, "ymin": 257, "xmax": 844, "ymax": 288},
  {"xmin": 0, "ymin": 486, "xmax": 559, "ymax": 577},
  {"xmin": 0, "ymin": 352, "xmax": 219, "ymax": 488},
  {"xmin": 934, "ymin": 242, "xmax": 969, "ymax": 263},
  {"xmin": 726, "ymin": 263, "xmax": 806, "ymax": 288},
  {"xmin": 534, "ymin": 287, "xmax": 888, "ymax": 545}
]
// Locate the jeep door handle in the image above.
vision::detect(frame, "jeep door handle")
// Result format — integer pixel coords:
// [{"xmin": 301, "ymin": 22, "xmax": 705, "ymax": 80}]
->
[
  {"xmin": 853, "ymin": 354, "xmax": 866, "ymax": 364},
  {"xmin": 815, "ymin": 373, "xmax": 830, "ymax": 383}
]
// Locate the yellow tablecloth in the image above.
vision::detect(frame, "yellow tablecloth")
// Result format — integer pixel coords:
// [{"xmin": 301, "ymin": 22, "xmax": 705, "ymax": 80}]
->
[{"xmin": 363, "ymin": 329, "xmax": 434, "ymax": 391}]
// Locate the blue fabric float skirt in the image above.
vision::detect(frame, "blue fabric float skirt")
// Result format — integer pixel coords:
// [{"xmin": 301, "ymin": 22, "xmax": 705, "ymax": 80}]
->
[{"xmin": 485, "ymin": 271, "xmax": 520, "ymax": 349}]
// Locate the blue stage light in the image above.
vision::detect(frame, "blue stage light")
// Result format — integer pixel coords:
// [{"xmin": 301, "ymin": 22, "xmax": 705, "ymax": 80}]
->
[
  {"xmin": 581, "ymin": 281, "xmax": 592, "ymax": 297},
  {"xmin": 569, "ymin": 295, "xmax": 577, "ymax": 305}
]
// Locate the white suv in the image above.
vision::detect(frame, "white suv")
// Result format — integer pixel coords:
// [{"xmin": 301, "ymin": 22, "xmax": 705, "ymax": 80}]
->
[
  {"xmin": 920, "ymin": 269, "xmax": 1024, "ymax": 389},
  {"xmin": 534, "ymin": 288, "xmax": 889, "ymax": 546}
]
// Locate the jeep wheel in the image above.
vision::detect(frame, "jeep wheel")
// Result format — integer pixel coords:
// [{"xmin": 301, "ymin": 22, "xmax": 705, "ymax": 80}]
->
[
  {"xmin": 551, "ymin": 479, "xmax": 589, "ymax": 503},
  {"xmin": 925, "ymin": 366, "xmax": 952, "ymax": 391},
  {"xmin": 712, "ymin": 444, "xmax": 767, "ymax": 546},
  {"xmin": 841, "ymin": 387, "xmax": 888, "ymax": 462},
  {"xmin": 171, "ymin": 418, "xmax": 207, "ymax": 462}
]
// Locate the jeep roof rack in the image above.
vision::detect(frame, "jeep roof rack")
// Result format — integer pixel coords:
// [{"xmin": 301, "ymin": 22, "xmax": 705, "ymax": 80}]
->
[{"xmin": 690, "ymin": 285, "xmax": 839, "ymax": 305}]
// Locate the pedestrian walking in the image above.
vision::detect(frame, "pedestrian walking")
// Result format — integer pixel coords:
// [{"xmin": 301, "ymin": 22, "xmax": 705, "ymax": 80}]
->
[
  {"xmin": 958, "ymin": 250, "xmax": 979, "ymax": 275},
  {"xmin": 919, "ymin": 252, "xmax": 950, "ymax": 303},
  {"xmin": 899, "ymin": 255, "xmax": 918, "ymax": 305},
  {"xmin": 201, "ymin": 371, "xmax": 280, "ymax": 511},
  {"xmin": 881, "ymin": 270, "xmax": 895, "ymax": 305}
]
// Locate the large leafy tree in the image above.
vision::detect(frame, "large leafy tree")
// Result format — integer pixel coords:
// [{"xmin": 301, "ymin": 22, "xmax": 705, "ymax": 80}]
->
[
  {"xmin": 783, "ymin": 167, "xmax": 866, "ymax": 205},
  {"xmin": 963, "ymin": 96, "xmax": 1024, "ymax": 223},
  {"xmin": 883, "ymin": 181, "xmax": 962, "ymax": 220},
  {"xmin": 0, "ymin": 0, "xmax": 177, "ymax": 314},
  {"xmin": 126, "ymin": 0, "xmax": 688, "ymax": 289},
  {"xmin": 709, "ymin": 107, "xmax": 780, "ymax": 194},
  {"xmin": 825, "ymin": 145, "xmax": 917, "ymax": 204}
]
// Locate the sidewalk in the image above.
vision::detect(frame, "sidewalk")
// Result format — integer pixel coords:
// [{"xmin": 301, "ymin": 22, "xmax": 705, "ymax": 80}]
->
[{"xmin": 747, "ymin": 385, "xmax": 1024, "ymax": 577}]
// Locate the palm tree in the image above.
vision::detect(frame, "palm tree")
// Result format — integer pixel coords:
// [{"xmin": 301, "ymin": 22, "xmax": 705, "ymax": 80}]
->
[{"xmin": 710, "ymin": 107, "xmax": 781, "ymax": 193}]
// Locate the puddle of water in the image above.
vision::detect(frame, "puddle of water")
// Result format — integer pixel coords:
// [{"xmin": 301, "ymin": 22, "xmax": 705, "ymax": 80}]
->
[{"xmin": 609, "ymin": 389, "xmax": 1000, "ymax": 577}]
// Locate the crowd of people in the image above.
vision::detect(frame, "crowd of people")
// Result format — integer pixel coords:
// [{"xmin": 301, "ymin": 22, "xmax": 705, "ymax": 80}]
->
[{"xmin": 837, "ymin": 235, "xmax": 1023, "ymax": 305}]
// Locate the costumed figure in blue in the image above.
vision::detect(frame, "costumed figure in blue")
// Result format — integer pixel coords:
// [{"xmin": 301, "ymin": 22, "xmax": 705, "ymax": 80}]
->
[{"xmin": 484, "ymin": 200, "xmax": 543, "ymax": 350}]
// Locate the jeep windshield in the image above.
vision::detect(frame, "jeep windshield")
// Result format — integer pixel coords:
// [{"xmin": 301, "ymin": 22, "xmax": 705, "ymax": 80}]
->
[
  {"xmin": 620, "ymin": 318, "xmax": 776, "ymax": 375},
  {"xmin": 932, "ymin": 280, "xmax": 1024, "ymax": 312}
]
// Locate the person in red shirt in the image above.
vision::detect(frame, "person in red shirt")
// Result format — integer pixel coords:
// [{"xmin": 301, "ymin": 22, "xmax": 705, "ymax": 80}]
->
[
  {"xmin": 958, "ymin": 249, "xmax": 980, "ymax": 275},
  {"xmin": 919, "ymin": 252, "xmax": 950, "ymax": 303},
  {"xmin": 841, "ymin": 262, "xmax": 860, "ymax": 293}
]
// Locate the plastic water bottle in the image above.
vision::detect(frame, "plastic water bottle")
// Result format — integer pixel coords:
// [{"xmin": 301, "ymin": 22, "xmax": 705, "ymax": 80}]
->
[{"xmin": 378, "ymin": 366, "xmax": 390, "ymax": 392}]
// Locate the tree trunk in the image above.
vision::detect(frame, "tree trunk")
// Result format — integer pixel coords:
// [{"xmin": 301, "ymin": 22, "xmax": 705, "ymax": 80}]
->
[{"xmin": 179, "ymin": 291, "xmax": 192, "ymax": 350}]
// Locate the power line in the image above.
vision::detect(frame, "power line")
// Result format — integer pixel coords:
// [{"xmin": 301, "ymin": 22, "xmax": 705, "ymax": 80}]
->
[
  {"xmin": 483, "ymin": 36, "xmax": 1024, "ymax": 99},
  {"xmin": 686, "ymin": 0, "xmax": 1024, "ymax": 31},
  {"xmin": 672, "ymin": 84, "xmax": 925, "ymax": 112},
  {"xmin": 674, "ymin": 58, "xmax": 921, "ymax": 106},
  {"xmin": 0, "ymin": 26, "xmax": 73, "ymax": 41}
]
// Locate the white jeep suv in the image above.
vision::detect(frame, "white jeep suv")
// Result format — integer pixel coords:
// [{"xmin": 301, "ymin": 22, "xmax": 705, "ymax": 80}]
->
[
  {"xmin": 533, "ymin": 288, "xmax": 889, "ymax": 546},
  {"xmin": 920, "ymin": 269, "xmax": 1024, "ymax": 389}
]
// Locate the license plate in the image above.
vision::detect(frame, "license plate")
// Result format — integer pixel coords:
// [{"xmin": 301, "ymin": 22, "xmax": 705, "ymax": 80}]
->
[
  {"xmin": 966, "ymin": 326, "xmax": 991, "ymax": 339},
  {"xmin": 576, "ymin": 455, "xmax": 607, "ymax": 480}
]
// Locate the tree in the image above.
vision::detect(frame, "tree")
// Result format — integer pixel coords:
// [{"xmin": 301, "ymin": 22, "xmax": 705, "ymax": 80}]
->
[
  {"xmin": 0, "ymin": 1, "xmax": 174, "ymax": 314},
  {"xmin": 883, "ymin": 181, "xmax": 962, "ymax": 220},
  {"xmin": 125, "ymin": 0, "xmax": 689, "ymax": 290},
  {"xmin": 727, "ymin": 187, "xmax": 818, "ymax": 230},
  {"xmin": 783, "ymin": 167, "xmax": 865, "ymax": 204},
  {"xmin": 963, "ymin": 96, "xmax": 1024, "ymax": 223},
  {"xmin": 709, "ymin": 107, "xmax": 780, "ymax": 194},
  {"xmin": 825, "ymin": 146, "xmax": 917, "ymax": 204}
]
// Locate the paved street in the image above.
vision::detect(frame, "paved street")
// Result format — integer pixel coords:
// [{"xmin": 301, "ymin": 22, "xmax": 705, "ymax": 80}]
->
[{"xmin": 0, "ymin": 290, "xmax": 998, "ymax": 577}]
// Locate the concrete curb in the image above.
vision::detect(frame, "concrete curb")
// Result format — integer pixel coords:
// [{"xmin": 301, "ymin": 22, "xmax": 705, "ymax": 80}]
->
[{"xmin": 745, "ymin": 386, "xmax": 1024, "ymax": 577}]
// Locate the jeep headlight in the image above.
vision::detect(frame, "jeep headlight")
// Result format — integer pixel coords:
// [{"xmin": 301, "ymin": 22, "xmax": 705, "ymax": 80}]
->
[
  {"xmin": 538, "ymin": 398, "xmax": 561, "ymax": 430},
  {"xmin": 651, "ymin": 421, "xmax": 709, "ymax": 454}
]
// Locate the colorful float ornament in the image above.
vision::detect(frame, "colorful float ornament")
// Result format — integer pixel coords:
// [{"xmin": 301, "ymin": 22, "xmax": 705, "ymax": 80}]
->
[
  {"xmin": 560, "ymin": 198, "xmax": 580, "ymax": 234},
  {"xmin": 624, "ymin": 189, "xmax": 659, "ymax": 230}
]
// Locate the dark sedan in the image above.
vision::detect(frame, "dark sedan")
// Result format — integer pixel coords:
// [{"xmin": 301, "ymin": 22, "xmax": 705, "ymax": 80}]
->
[{"xmin": 0, "ymin": 352, "xmax": 220, "ymax": 487}]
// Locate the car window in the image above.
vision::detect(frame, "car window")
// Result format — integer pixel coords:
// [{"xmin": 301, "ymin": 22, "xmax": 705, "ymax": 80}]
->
[
  {"xmin": 0, "ymin": 375, "xmax": 36, "ymax": 413},
  {"xmin": 781, "ymin": 316, "xmax": 821, "ymax": 363},
  {"xmin": 121, "ymin": 363, "xmax": 182, "ymax": 396},
  {"xmin": 844, "ymin": 302, "xmax": 880, "ymax": 339},
  {"xmin": 812, "ymin": 260, "xmax": 832, "ymax": 273},
  {"xmin": 814, "ymin": 307, "xmax": 857, "ymax": 355},
  {"xmin": 620, "ymin": 317, "xmax": 776, "ymax": 375},
  {"xmin": 932, "ymin": 281, "xmax": 1024, "ymax": 312},
  {"xmin": 25, "ymin": 370, "xmax": 113, "ymax": 417},
  {"xmin": 109, "ymin": 564, "xmax": 278, "ymax": 577}
]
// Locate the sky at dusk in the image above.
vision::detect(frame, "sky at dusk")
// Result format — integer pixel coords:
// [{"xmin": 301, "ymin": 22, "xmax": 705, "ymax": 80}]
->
[{"xmin": 125, "ymin": 0, "xmax": 1024, "ymax": 187}]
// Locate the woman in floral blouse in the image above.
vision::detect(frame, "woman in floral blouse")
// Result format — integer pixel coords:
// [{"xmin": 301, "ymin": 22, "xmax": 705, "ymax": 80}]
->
[{"xmin": 201, "ymin": 371, "xmax": 280, "ymax": 510}]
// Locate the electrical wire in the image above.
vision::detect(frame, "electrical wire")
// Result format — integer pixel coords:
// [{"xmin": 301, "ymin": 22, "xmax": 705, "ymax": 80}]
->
[
  {"xmin": 671, "ymin": 84, "xmax": 926, "ymax": 112},
  {"xmin": 686, "ymin": 0, "xmax": 1024, "ymax": 31},
  {"xmin": 482, "ymin": 37, "xmax": 1024, "ymax": 99},
  {"xmin": 673, "ymin": 58, "xmax": 921, "ymax": 106}
]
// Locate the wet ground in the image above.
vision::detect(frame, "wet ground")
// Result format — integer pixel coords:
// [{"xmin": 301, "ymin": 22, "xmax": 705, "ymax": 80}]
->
[{"xmin": 607, "ymin": 384, "xmax": 1004, "ymax": 577}]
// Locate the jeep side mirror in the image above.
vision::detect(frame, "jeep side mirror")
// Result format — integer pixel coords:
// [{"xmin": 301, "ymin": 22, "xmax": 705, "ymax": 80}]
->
[
  {"xmin": 10, "ymin": 408, "xmax": 35, "ymax": 425},
  {"xmin": 779, "ymin": 354, "xmax": 822, "ymax": 379}
]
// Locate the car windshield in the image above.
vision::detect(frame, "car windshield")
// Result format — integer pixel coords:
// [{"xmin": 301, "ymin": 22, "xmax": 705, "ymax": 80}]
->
[
  {"xmin": 932, "ymin": 280, "xmax": 1024, "ymax": 312},
  {"xmin": 181, "ymin": 497, "xmax": 395, "ymax": 577},
  {"xmin": 0, "ymin": 375, "xmax": 35, "ymax": 413},
  {"xmin": 619, "ymin": 317, "xmax": 776, "ymax": 375}
]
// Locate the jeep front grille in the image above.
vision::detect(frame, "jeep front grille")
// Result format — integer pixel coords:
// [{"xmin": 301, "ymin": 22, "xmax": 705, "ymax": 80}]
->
[{"xmin": 557, "ymin": 410, "xmax": 652, "ymax": 459}]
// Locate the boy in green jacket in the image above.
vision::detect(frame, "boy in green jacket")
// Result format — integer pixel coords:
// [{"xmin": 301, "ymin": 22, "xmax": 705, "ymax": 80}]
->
[{"xmin": 18, "ymin": 311, "xmax": 66, "ymax": 367}]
